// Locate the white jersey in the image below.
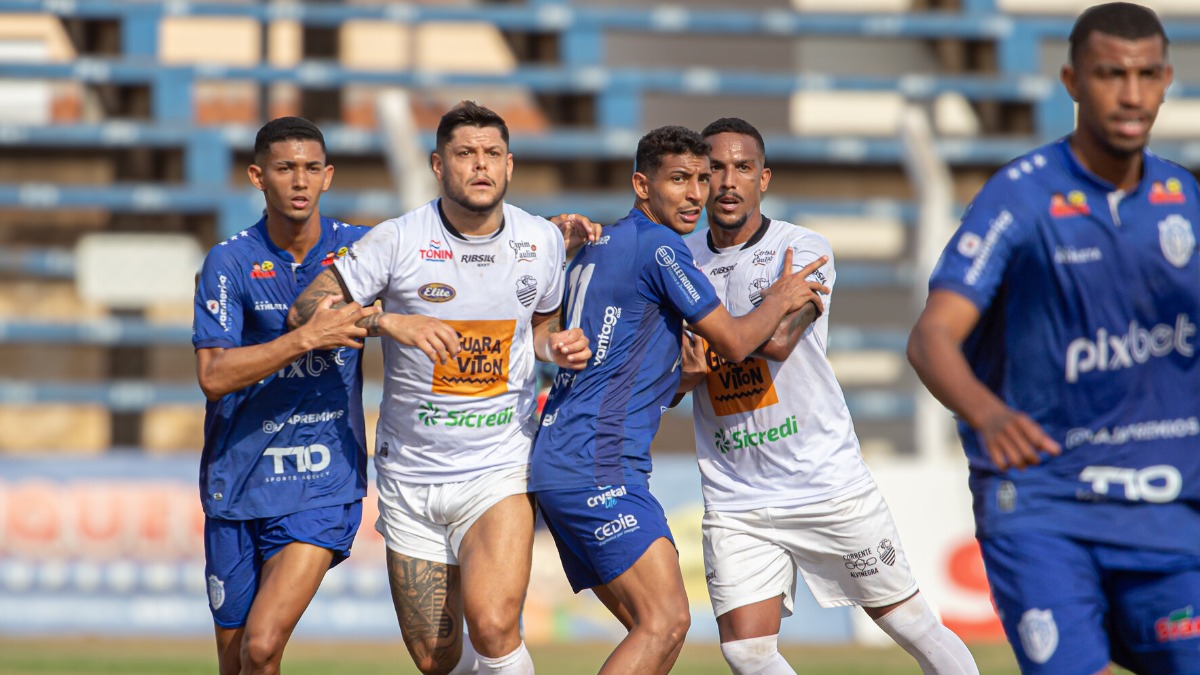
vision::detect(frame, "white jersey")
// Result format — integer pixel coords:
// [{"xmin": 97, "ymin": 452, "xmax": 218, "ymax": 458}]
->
[
  {"xmin": 686, "ymin": 218, "xmax": 872, "ymax": 511},
  {"xmin": 336, "ymin": 199, "xmax": 565, "ymax": 484}
]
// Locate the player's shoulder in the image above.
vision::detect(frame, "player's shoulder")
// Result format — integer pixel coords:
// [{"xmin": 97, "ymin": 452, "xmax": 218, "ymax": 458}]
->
[
  {"xmin": 203, "ymin": 224, "xmax": 265, "ymax": 264},
  {"xmin": 977, "ymin": 141, "xmax": 1067, "ymax": 203},
  {"xmin": 502, "ymin": 202, "xmax": 563, "ymax": 244},
  {"xmin": 1143, "ymin": 150, "xmax": 1200, "ymax": 201},
  {"xmin": 763, "ymin": 217, "xmax": 831, "ymax": 254},
  {"xmin": 324, "ymin": 216, "xmax": 371, "ymax": 244}
]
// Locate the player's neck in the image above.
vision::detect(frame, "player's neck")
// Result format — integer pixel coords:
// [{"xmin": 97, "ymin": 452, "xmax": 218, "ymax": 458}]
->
[
  {"xmin": 439, "ymin": 198, "xmax": 504, "ymax": 237},
  {"xmin": 265, "ymin": 211, "xmax": 322, "ymax": 262},
  {"xmin": 1068, "ymin": 133, "xmax": 1144, "ymax": 192},
  {"xmin": 707, "ymin": 212, "xmax": 764, "ymax": 249}
]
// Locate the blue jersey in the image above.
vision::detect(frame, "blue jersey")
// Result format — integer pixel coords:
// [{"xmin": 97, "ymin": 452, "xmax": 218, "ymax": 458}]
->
[
  {"xmin": 192, "ymin": 216, "xmax": 370, "ymax": 520},
  {"xmin": 530, "ymin": 208, "xmax": 720, "ymax": 490},
  {"xmin": 929, "ymin": 137, "xmax": 1200, "ymax": 553}
]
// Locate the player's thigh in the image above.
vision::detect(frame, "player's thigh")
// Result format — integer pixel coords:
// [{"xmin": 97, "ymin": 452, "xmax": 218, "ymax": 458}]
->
[
  {"xmin": 602, "ymin": 537, "xmax": 690, "ymax": 623},
  {"xmin": 458, "ymin": 492, "xmax": 536, "ymax": 618},
  {"xmin": 775, "ymin": 487, "xmax": 918, "ymax": 611},
  {"xmin": 1108, "ymin": 566, "xmax": 1200, "ymax": 674},
  {"xmin": 451, "ymin": 465, "xmax": 535, "ymax": 576},
  {"xmin": 702, "ymin": 509, "xmax": 791, "ymax": 634},
  {"xmin": 982, "ymin": 531, "xmax": 1111, "ymax": 675}
]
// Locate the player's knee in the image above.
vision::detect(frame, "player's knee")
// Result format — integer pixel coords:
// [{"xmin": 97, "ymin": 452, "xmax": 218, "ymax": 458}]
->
[
  {"xmin": 409, "ymin": 645, "xmax": 463, "ymax": 675},
  {"xmin": 720, "ymin": 635, "xmax": 783, "ymax": 675},
  {"xmin": 240, "ymin": 631, "xmax": 286, "ymax": 673},
  {"xmin": 640, "ymin": 604, "xmax": 690, "ymax": 647},
  {"xmin": 465, "ymin": 605, "xmax": 521, "ymax": 653}
]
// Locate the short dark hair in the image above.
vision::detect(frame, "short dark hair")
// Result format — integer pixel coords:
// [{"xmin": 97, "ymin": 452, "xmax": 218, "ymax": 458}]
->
[
  {"xmin": 635, "ymin": 126, "xmax": 710, "ymax": 176},
  {"xmin": 701, "ymin": 117, "xmax": 767, "ymax": 165},
  {"xmin": 435, "ymin": 100, "xmax": 510, "ymax": 153},
  {"xmin": 1069, "ymin": 2, "xmax": 1168, "ymax": 65},
  {"xmin": 254, "ymin": 116, "xmax": 325, "ymax": 162}
]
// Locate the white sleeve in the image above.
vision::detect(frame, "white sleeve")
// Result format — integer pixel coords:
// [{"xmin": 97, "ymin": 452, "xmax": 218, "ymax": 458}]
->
[
  {"xmin": 535, "ymin": 222, "xmax": 566, "ymax": 315},
  {"xmin": 784, "ymin": 230, "xmax": 835, "ymax": 295},
  {"xmin": 334, "ymin": 219, "xmax": 400, "ymax": 306}
]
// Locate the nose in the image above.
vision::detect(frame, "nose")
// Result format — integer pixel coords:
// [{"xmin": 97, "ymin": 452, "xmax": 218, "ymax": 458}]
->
[
  {"xmin": 1119, "ymin": 72, "xmax": 1143, "ymax": 108},
  {"xmin": 688, "ymin": 177, "xmax": 708, "ymax": 204}
]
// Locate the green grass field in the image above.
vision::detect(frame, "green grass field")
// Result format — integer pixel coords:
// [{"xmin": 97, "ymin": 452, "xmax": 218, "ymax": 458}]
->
[{"xmin": 0, "ymin": 637, "xmax": 1026, "ymax": 674}]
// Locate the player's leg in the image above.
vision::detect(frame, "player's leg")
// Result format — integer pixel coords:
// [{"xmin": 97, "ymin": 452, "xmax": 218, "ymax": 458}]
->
[
  {"xmin": 239, "ymin": 501, "xmax": 361, "ymax": 675},
  {"xmin": 982, "ymin": 530, "xmax": 1112, "ymax": 675},
  {"xmin": 239, "ymin": 541, "xmax": 334, "ymax": 674},
  {"xmin": 377, "ymin": 475, "xmax": 474, "ymax": 675},
  {"xmin": 703, "ymin": 509, "xmax": 793, "ymax": 675},
  {"xmin": 1103, "ymin": 549, "xmax": 1200, "ymax": 675},
  {"xmin": 457, "ymin": 492, "xmax": 536, "ymax": 672},
  {"xmin": 204, "ymin": 516, "xmax": 260, "ymax": 675},
  {"xmin": 596, "ymin": 537, "xmax": 691, "ymax": 675},
  {"xmin": 864, "ymin": 592, "xmax": 977, "ymax": 675}
]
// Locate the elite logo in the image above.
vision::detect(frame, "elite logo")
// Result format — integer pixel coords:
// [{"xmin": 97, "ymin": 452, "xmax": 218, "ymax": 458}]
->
[{"xmin": 418, "ymin": 283, "xmax": 457, "ymax": 303}]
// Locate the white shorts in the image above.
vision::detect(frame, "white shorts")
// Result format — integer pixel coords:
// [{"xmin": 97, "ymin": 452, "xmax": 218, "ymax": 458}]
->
[
  {"xmin": 375, "ymin": 464, "xmax": 530, "ymax": 565},
  {"xmin": 702, "ymin": 481, "xmax": 918, "ymax": 618}
]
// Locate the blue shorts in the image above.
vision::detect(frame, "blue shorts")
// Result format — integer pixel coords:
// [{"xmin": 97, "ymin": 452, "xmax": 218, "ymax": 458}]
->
[
  {"xmin": 982, "ymin": 530, "xmax": 1200, "ymax": 675},
  {"xmin": 203, "ymin": 501, "xmax": 362, "ymax": 628},
  {"xmin": 536, "ymin": 484, "xmax": 675, "ymax": 593}
]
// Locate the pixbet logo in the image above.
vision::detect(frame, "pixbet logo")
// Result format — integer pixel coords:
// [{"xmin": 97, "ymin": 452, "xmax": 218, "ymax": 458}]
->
[
  {"xmin": 262, "ymin": 444, "xmax": 331, "ymax": 474},
  {"xmin": 1064, "ymin": 314, "xmax": 1195, "ymax": 383}
]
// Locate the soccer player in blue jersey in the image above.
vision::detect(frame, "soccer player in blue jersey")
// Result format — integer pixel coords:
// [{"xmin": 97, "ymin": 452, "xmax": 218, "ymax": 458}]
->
[
  {"xmin": 192, "ymin": 117, "xmax": 379, "ymax": 675},
  {"xmin": 530, "ymin": 125, "xmax": 828, "ymax": 674},
  {"xmin": 908, "ymin": 4, "xmax": 1200, "ymax": 673}
]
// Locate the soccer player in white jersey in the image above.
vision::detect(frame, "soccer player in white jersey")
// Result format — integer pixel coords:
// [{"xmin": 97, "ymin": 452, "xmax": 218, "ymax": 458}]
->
[
  {"xmin": 676, "ymin": 118, "xmax": 979, "ymax": 675},
  {"xmin": 290, "ymin": 101, "xmax": 591, "ymax": 675}
]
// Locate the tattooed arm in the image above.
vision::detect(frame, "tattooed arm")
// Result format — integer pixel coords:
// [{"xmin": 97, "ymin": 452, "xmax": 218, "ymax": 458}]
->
[
  {"xmin": 752, "ymin": 303, "xmax": 819, "ymax": 361},
  {"xmin": 531, "ymin": 311, "xmax": 590, "ymax": 370},
  {"xmin": 290, "ymin": 267, "xmax": 460, "ymax": 364}
]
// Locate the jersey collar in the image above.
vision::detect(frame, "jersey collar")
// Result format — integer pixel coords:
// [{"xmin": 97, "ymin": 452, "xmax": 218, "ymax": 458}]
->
[
  {"xmin": 253, "ymin": 215, "xmax": 335, "ymax": 266},
  {"xmin": 437, "ymin": 198, "xmax": 506, "ymax": 241},
  {"xmin": 1057, "ymin": 135, "xmax": 1154, "ymax": 197}
]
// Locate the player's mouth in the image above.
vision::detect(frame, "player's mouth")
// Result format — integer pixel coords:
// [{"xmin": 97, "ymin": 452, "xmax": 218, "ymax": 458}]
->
[
  {"xmin": 290, "ymin": 196, "xmax": 310, "ymax": 209},
  {"xmin": 470, "ymin": 176, "xmax": 494, "ymax": 189},
  {"xmin": 714, "ymin": 192, "xmax": 742, "ymax": 213},
  {"xmin": 678, "ymin": 208, "xmax": 702, "ymax": 224},
  {"xmin": 1111, "ymin": 115, "xmax": 1149, "ymax": 139}
]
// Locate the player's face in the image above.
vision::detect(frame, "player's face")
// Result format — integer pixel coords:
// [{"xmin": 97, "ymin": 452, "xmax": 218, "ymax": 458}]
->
[
  {"xmin": 706, "ymin": 132, "xmax": 771, "ymax": 232},
  {"xmin": 1062, "ymin": 32, "xmax": 1172, "ymax": 158},
  {"xmin": 634, "ymin": 152, "xmax": 711, "ymax": 235},
  {"xmin": 248, "ymin": 139, "xmax": 333, "ymax": 226},
  {"xmin": 432, "ymin": 125, "xmax": 513, "ymax": 214}
]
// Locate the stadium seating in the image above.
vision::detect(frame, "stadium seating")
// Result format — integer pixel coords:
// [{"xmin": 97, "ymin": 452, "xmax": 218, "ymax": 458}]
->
[{"xmin": 0, "ymin": 0, "xmax": 1198, "ymax": 458}]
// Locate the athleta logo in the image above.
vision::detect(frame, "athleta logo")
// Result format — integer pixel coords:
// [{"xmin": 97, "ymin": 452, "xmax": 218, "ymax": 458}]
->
[
  {"xmin": 419, "ymin": 240, "xmax": 451, "ymax": 262},
  {"xmin": 593, "ymin": 306, "xmax": 621, "ymax": 366},
  {"xmin": 1064, "ymin": 315, "xmax": 1196, "ymax": 383},
  {"xmin": 594, "ymin": 513, "xmax": 639, "ymax": 543},
  {"xmin": 262, "ymin": 444, "xmax": 331, "ymax": 475},
  {"xmin": 1078, "ymin": 464, "xmax": 1183, "ymax": 503},
  {"xmin": 713, "ymin": 416, "xmax": 798, "ymax": 454},
  {"xmin": 418, "ymin": 283, "xmax": 456, "ymax": 303},
  {"xmin": 587, "ymin": 486, "xmax": 627, "ymax": 508},
  {"xmin": 417, "ymin": 401, "xmax": 515, "ymax": 429}
]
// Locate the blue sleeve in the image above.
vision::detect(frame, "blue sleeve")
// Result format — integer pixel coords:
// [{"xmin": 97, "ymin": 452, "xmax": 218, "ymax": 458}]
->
[
  {"xmin": 639, "ymin": 230, "xmax": 720, "ymax": 323},
  {"xmin": 192, "ymin": 248, "xmax": 243, "ymax": 350},
  {"xmin": 928, "ymin": 179, "xmax": 1034, "ymax": 312}
]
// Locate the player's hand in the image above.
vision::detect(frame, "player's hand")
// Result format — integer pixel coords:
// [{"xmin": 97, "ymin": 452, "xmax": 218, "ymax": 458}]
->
[
  {"xmin": 550, "ymin": 213, "xmax": 601, "ymax": 254},
  {"xmin": 678, "ymin": 330, "xmax": 708, "ymax": 393},
  {"xmin": 299, "ymin": 295, "xmax": 380, "ymax": 350},
  {"xmin": 759, "ymin": 249, "xmax": 830, "ymax": 316},
  {"xmin": 381, "ymin": 314, "xmax": 461, "ymax": 365},
  {"xmin": 545, "ymin": 327, "xmax": 591, "ymax": 370},
  {"xmin": 979, "ymin": 407, "xmax": 1061, "ymax": 471}
]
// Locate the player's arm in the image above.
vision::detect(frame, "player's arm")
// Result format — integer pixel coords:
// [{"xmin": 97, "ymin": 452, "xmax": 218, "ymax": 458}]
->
[
  {"xmin": 288, "ymin": 267, "xmax": 459, "ymax": 365},
  {"xmin": 197, "ymin": 293, "xmax": 375, "ymax": 400},
  {"xmin": 670, "ymin": 331, "xmax": 708, "ymax": 407},
  {"xmin": 548, "ymin": 213, "xmax": 602, "ymax": 255},
  {"xmin": 752, "ymin": 303, "xmax": 820, "ymax": 361},
  {"xmin": 907, "ymin": 289, "xmax": 1060, "ymax": 470},
  {"xmin": 531, "ymin": 310, "xmax": 591, "ymax": 370},
  {"xmin": 690, "ymin": 250, "xmax": 829, "ymax": 363}
]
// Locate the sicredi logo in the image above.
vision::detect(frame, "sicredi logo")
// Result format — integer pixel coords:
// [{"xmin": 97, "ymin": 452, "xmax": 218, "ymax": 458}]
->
[{"xmin": 418, "ymin": 283, "xmax": 456, "ymax": 303}]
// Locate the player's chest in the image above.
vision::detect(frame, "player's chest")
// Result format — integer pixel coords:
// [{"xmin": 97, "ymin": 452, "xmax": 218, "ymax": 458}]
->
[
  {"xmin": 399, "ymin": 238, "xmax": 545, "ymax": 317},
  {"xmin": 240, "ymin": 259, "xmax": 325, "ymax": 334},
  {"xmin": 711, "ymin": 248, "xmax": 780, "ymax": 314}
]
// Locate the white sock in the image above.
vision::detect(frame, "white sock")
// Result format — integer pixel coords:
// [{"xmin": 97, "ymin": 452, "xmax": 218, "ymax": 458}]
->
[
  {"xmin": 476, "ymin": 641, "xmax": 534, "ymax": 675},
  {"xmin": 872, "ymin": 595, "xmax": 979, "ymax": 674},
  {"xmin": 448, "ymin": 637, "xmax": 479, "ymax": 675},
  {"xmin": 720, "ymin": 635, "xmax": 796, "ymax": 675}
]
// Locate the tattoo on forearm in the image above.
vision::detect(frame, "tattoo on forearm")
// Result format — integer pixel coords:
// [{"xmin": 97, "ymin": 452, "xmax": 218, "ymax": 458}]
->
[
  {"xmin": 387, "ymin": 552, "xmax": 459, "ymax": 644},
  {"xmin": 288, "ymin": 290, "xmax": 334, "ymax": 329},
  {"xmin": 357, "ymin": 312, "xmax": 382, "ymax": 337}
]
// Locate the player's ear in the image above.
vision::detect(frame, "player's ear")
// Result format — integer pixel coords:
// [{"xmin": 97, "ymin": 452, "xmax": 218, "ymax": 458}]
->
[
  {"xmin": 632, "ymin": 171, "xmax": 651, "ymax": 201},
  {"xmin": 321, "ymin": 163, "xmax": 334, "ymax": 192},
  {"xmin": 430, "ymin": 151, "xmax": 443, "ymax": 180},
  {"xmin": 1060, "ymin": 63, "xmax": 1079, "ymax": 101},
  {"xmin": 759, "ymin": 166, "xmax": 772, "ymax": 194},
  {"xmin": 247, "ymin": 164, "xmax": 265, "ymax": 191}
]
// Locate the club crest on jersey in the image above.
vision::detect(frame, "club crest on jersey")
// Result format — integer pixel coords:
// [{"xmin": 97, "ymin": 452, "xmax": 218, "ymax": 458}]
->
[
  {"xmin": 1049, "ymin": 191, "xmax": 1090, "ymax": 218},
  {"xmin": 418, "ymin": 283, "xmax": 456, "ymax": 303},
  {"xmin": 419, "ymin": 239, "xmax": 452, "ymax": 262},
  {"xmin": 878, "ymin": 539, "xmax": 896, "ymax": 566},
  {"xmin": 207, "ymin": 575, "xmax": 225, "ymax": 610},
  {"xmin": 509, "ymin": 240, "xmax": 537, "ymax": 262},
  {"xmin": 748, "ymin": 277, "xmax": 769, "ymax": 307},
  {"xmin": 1158, "ymin": 215, "xmax": 1195, "ymax": 268},
  {"xmin": 1150, "ymin": 178, "xmax": 1187, "ymax": 205},
  {"xmin": 1018, "ymin": 609, "xmax": 1058, "ymax": 664},
  {"xmin": 515, "ymin": 275, "xmax": 537, "ymax": 307},
  {"xmin": 250, "ymin": 260, "xmax": 276, "ymax": 279}
]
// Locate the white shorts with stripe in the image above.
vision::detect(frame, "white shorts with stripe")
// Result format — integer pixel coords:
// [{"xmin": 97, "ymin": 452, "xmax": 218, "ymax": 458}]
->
[{"xmin": 702, "ymin": 481, "xmax": 918, "ymax": 618}]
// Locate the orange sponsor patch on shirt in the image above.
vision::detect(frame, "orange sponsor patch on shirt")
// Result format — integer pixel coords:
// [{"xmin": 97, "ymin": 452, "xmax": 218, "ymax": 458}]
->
[{"xmin": 434, "ymin": 319, "xmax": 515, "ymax": 397}]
